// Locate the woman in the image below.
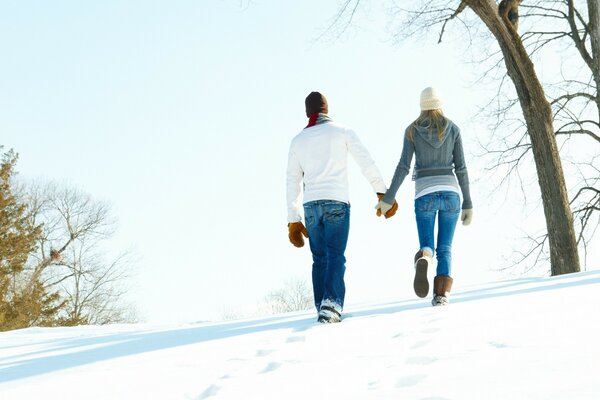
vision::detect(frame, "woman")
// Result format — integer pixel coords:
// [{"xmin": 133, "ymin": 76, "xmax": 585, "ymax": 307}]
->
[{"xmin": 377, "ymin": 87, "xmax": 473, "ymax": 306}]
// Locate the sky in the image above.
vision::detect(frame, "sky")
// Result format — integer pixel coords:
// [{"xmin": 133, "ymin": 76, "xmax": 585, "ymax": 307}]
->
[
  {"xmin": 1, "ymin": 270, "xmax": 599, "ymax": 399},
  {"xmin": 1, "ymin": 0, "xmax": 599, "ymax": 323}
]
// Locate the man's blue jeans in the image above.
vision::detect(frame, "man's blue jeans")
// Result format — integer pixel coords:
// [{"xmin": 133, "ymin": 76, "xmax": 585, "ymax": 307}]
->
[
  {"xmin": 414, "ymin": 191, "xmax": 460, "ymax": 277},
  {"xmin": 303, "ymin": 200, "xmax": 350, "ymax": 312}
]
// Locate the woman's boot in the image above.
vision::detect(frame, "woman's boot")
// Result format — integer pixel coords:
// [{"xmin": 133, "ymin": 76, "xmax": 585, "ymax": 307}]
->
[
  {"xmin": 414, "ymin": 249, "xmax": 432, "ymax": 298},
  {"xmin": 432, "ymin": 275, "xmax": 453, "ymax": 306}
]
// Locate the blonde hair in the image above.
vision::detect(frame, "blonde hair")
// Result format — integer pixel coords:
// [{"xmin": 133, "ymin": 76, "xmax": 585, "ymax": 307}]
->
[{"xmin": 407, "ymin": 109, "xmax": 448, "ymax": 142}]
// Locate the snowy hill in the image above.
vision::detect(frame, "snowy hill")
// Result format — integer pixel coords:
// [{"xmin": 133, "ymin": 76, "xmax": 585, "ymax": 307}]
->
[{"xmin": 1, "ymin": 271, "xmax": 599, "ymax": 400}]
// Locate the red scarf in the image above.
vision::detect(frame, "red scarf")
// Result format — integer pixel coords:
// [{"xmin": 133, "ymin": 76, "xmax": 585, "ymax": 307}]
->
[{"xmin": 306, "ymin": 113, "xmax": 319, "ymax": 128}]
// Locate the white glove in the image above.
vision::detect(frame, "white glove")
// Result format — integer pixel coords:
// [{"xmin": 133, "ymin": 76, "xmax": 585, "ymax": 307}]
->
[
  {"xmin": 375, "ymin": 200, "xmax": 393, "ymax": 216},
  {"xmin": 461, "ymin": 209, "xmax": 473, "ymax": 226}
]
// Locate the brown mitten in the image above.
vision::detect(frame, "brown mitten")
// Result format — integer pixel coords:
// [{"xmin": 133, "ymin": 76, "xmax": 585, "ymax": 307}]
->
[
  {"xmin": 288, "ymin": 222, "xmax": 309, "ymax": 248},
  {"xmin": 376, "ymin": 194, "xmax": 399, "ymax": 219}
]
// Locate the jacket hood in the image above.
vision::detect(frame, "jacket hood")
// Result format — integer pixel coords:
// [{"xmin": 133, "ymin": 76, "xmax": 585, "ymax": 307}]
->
[{"xmin": 413, "ymin": 122, "xmax": 452, "ymax": 149}]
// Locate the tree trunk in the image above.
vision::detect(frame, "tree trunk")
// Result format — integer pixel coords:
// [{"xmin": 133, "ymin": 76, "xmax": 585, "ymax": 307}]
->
[
  {"xmin": 588, "ymin": 0, "xmax": 600, "ymax": 121},
  {"xmin": 466, "ymin": 0, "xmax": 580, "ymax": 275}
]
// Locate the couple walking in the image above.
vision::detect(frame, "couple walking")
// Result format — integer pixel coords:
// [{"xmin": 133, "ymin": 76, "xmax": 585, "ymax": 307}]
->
[{"xmin": 286, "ymin": 89, "xmax": 473, "ymax": 323}]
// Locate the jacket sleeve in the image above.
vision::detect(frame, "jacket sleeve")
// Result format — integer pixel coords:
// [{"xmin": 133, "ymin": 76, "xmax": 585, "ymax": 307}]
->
[
  {"xmin": 346, "ymin": 129, "xmax": 387, "ymax": 194},
  {"xmin": 286, "ymin": 141, "xmax": 304, "ymax": 223},
  {"xmin": 452, "ymin": 128, "xmax": 473, "ymax": 209},
  {"xmin": 382, "ymin": 131, "xmax": 414, "ymax": 204}
]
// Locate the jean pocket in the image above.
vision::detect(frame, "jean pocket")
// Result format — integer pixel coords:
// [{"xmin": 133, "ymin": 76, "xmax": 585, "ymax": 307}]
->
[
  {"xmin": 415, "ymin": 195, "xmax": 436, "ymax": 212},
  {"xmin": 442, "ymin": 193, "xmax": 460, "ymax": 213},
  {"xmin": 324, "ymin": 206, "xmax": 347, "ymax": 222}
]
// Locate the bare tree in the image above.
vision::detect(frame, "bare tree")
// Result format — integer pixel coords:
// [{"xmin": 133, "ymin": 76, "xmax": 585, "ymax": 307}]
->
[
  {"xmin": 454, "ymin": 0, "xmax": 599, "ymax": 269},
  {"xmin": 331, "ymin": 0, "xmax": 582, "ymax": 275},
  {"xmin": 262, "ymin": 277, "xmax": 313, "ymax": 314},
  {"xmin": 444, "ymin": 0, "xmax": 581, "ymax": 275},
  {"xmin": 219, "ymin": 278, "xmax": 313, "ymax": 320},
  {"xmin": 525, "ymin": 1, "xmax": 599, "ymax": 262},
  {"xmin": 21, "ymin": 181, "xmax": 137, "ymax": 325}
]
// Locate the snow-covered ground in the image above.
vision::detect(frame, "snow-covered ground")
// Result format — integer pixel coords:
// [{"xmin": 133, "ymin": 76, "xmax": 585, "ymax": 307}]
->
[{"xmin": 1, "ymin": 270, "xmax": 599, "ymax": 400}]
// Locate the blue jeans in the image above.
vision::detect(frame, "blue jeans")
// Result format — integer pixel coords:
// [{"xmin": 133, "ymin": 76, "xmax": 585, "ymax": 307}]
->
[
  {"xmin": 303, "ymin": 200, "xmax": 350, "ymax": 312},
  {"xmin": 414, "ymin": 191, "xmax": 460, "ymax": 277}
]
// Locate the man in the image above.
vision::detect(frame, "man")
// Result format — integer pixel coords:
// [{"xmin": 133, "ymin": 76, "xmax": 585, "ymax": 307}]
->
[{"xmin": 286, "ymin": 91, "xmax": 397, "ymax": 323}]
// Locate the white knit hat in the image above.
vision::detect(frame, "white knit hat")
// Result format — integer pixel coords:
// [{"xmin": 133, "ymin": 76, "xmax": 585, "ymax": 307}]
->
[{"xmin": 420, "ymin": 87, "xmax": 443, "ymax": 111}]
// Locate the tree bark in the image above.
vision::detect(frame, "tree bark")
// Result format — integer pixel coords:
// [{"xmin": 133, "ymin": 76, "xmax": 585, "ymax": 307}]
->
[
  {"xmin": 587, "ymin": 0, "xmax": 600, "ymax": 122},
  {"xmin": 465, "ymin": 0, "xmax": 580, "ymax": 275}
]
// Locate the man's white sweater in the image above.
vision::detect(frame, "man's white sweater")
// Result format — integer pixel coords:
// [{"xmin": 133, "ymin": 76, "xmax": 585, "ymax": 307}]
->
[{"xmin": 286, "ymin": 119, "xmax": 387, "ymax": 223}]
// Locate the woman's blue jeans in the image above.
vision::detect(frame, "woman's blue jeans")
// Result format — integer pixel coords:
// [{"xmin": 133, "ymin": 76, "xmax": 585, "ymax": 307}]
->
[
  {"xmin": 303, "ymin": 200, "xmax": 350, "ymax": 312},
  {"xmin": 414, "ymin": 191, "xmax": 460, "ymax": 277}
]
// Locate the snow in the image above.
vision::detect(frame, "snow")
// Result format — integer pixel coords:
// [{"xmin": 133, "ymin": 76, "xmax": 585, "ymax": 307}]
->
[{"xmin": 1, "ymin": 271, "xmax": 599, "ymax": 399}]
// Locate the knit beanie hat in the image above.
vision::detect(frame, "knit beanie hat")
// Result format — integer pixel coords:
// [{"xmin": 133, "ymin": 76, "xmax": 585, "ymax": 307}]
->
[
  {"xmin": 420, "ymin": 87, "xmax": 443, "ymax": 111},
  {"xmin": 305, "ymin": 91, "xmax": 328, "ymax": 117}
]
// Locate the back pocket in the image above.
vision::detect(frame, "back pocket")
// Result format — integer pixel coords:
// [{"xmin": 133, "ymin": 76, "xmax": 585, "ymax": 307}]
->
[
  {"xmin": 324, "ymin": 206, "xmax": 347, "ymax": 222},
  {"xmin": 415, "ymin": 195, "xmax": 436, "ymax": 212},
  {"xmin": 442, "ymin": 193, "xmax": 460, "ymax": 213}
]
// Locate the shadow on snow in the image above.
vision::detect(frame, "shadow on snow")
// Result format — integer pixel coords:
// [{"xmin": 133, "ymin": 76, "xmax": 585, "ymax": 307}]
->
[{"xmin": 1, "ymin": 269, "xmax": 598, "ymax": 383}]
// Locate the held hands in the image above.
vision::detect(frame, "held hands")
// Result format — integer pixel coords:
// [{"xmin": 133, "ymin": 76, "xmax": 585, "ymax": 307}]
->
[
  {"xmin": 375, "ymin": 193, "xmax": 398, "ymax": 219},
  {"xmin": 288, "ymin": 222, "xmax": 309, "ymax": 247},
  {"xmin": 461, "ymin": 209, "xmax": 473, "ymax": 226}
]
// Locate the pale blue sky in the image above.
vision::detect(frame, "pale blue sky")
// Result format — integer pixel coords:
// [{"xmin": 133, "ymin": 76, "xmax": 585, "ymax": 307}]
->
[{"xmin": 3, "ymin": 1, "xmax": 597, "ymax": 323}]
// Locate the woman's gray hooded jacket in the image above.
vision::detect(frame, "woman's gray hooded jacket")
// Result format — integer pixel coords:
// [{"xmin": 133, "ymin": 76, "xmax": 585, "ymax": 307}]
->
[{"xmin": 382, "ymin": 120, "xmax": 472, "ymax": 209}]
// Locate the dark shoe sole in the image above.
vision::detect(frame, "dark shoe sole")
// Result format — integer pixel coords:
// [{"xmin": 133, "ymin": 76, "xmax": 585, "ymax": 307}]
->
[
  {"xmin": 318, "ymin": 316, "xmax": 341, "ymax": 323},
  {"xmin": 414, "ymin": 259, "xmax": 429, "ymax": 298}
]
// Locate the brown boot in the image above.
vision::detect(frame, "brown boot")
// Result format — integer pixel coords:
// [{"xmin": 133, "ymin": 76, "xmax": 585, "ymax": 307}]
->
[
  {"xmin": 413, "ymin": 250, "xmax": 431, "ymax": 298},
  {"xmin": 432, "ymin": 275, "xmax": 453, "ymax": 306}
]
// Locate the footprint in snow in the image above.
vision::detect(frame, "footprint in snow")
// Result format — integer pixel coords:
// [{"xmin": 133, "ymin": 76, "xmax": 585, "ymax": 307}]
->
[
  {"xmin": 256, "ymin": 349, "xmax": 276, "ymax": 357},
  {"xmin": 406, "ymin": 356, "xmax": 437, "ymax": 365},
  {"xmin": 410, "ymin": 339, "xmax": 432, "ymax": 349},
  {"xmin": 292, "ymin": 324, "xmax": 312, "ymax": 333},
  {"xmin": 197, "ymin": 384, "xmax": 220, "ymax": 399},
  {"xmin": 286, "ymin": 335, "xmax": 305, "ymax": 343},
  {"xmin": 395, "ymin": 374, "xmax": 427, "ymax": 388},
  {"xmin": 260, "ymin": 362, "xmax": 282, "ymax": 373}
]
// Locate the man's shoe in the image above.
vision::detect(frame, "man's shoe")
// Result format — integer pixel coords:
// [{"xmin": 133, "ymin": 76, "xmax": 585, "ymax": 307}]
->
[
  {"xmin": 318, "ymin": 307, "xmax": 342, "ymax": 323},
  {"xmin": 318, "ymin": 300, "xmax": 342, "ymax": 323}
]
